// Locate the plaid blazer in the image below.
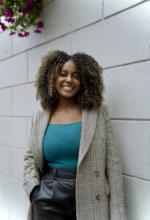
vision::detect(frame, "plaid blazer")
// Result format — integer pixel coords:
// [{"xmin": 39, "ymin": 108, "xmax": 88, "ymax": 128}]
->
[{"xmin": 23, "ymin": 102, "xmax": 127, "ymax": 220}]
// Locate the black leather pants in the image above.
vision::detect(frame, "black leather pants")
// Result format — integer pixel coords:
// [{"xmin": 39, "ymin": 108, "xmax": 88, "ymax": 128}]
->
[{"xmin": 30, "ymin": 166, "xmax": 77, "ymax": 220}]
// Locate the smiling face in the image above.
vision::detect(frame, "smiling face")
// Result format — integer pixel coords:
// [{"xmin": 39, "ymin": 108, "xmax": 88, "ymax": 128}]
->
[{"xmin": 55, "ymin": 59, "xmax": 81, "ymax": 100}]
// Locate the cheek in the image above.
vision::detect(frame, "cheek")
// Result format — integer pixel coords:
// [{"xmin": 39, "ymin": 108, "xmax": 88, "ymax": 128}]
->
[
  {"xmin": 77, "ymin": 81, "xmax": 81, "ymax": 89},
  {"xmin": 55, "ymin": 78, "xmax": 61, "ymax": 87}
]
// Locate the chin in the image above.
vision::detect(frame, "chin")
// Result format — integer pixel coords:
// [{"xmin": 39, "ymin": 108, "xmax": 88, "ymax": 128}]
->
[
  {"xmin": 61, "ymin": 94, "xmax": 75, "ymax": 98},
  {"xmin": 59, "ymin": 91, "xmax": 78, "ymax": 98}
]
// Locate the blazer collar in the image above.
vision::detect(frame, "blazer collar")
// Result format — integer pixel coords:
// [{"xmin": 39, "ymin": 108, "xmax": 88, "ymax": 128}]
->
[{"xmin": 38, "ymin": 108, "xmax": 98, "ymax": 170}]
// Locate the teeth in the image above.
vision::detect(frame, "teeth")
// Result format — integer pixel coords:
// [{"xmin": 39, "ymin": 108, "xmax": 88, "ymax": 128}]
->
[
  {"xmin": 63, "ymin": 86, "xmax": 73, "ymax": 91},
  {"xmin": 63, "ymin": 86, "xmax": 73, "ymax": 88}
]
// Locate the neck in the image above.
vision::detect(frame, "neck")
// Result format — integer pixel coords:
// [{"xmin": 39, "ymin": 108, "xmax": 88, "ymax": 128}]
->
[{"xmin": 56, "ymin": 97, "xmax": 80, "ymax": 110}]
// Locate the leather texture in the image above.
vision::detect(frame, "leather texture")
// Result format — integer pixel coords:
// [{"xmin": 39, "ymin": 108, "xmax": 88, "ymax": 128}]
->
[{"xmin": 31, "ymin": 167, "xmax": 76, "ymax": 220}]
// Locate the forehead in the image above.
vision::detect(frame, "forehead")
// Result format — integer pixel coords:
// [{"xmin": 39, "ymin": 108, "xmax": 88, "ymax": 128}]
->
[{"xmin": 62, "ymin": 60, "xmax": 78, "ymax": 71}]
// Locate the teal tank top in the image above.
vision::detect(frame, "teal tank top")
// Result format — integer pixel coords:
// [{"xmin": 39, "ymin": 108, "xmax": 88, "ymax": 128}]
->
[{"xmin": 43, "ymin": 121, "xmax": 82, "ymax": 170}]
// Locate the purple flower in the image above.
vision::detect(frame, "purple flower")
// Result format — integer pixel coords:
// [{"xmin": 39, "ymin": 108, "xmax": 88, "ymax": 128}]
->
[
  {"xmin": 4, "ymin": 9, "xmax": 13, "ymax": 17},
  {"xmin": 37, "ymin": 21, "xmax": 44, "ymax": 29},
  {"xmin": 34, "ymin": 29, "xmax": 42, "ymax": 33},
  {"xmin": 24, "ymin": 31, "xmax": 30, "ymax": 37},
  {"xmin": 18, "ymin": 32, "xmax": 24, "ymax": 37},
  {"xmin": 0, "ymin": 23, "xmax": 7, "ymax": 31},
  {"xmin": 19, "ymin": 7, "xmax": 29, "ymax": 14},
  {"xmin": 9, "ymin": 31, "xmax": 16, "ymax": 36},
  {"xmin": 26, "ymin": 0, "xmax": 32, "ymax": 5},
  {"xmin": 18, "ymin": 31, "xmax": 30, "ymax": 37},
  {"xmin": 0, "ymin": 1, "xmax": 43, "ymax": 37},
  {"xmin": 5, "ymin": 17, "xmax": 15, "ymax": 23}
]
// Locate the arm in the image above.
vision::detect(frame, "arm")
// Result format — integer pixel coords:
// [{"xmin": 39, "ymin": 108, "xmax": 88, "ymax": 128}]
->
[
  {"xmin": 23, "ymin": 113, "xmax": 41, "ymax": 199},
  {"xmin": 103, "ymin": 104, "xmax": 127, "ymax": 220}
]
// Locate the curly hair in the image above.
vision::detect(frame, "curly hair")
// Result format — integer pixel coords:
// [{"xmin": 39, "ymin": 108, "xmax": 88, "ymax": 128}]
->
[
  {"xmin": 71, "ymin": 52, "xmax": 104, "ymax": 110},
  {"xmin": 34, "ymin": 50, "xmax": 105, "ymax": 112}
]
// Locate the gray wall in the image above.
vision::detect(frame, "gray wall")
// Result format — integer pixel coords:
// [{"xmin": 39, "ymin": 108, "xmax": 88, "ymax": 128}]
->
[{"xmin": 0, "ymin": 0, "xmax": 149, "ymax": 219}]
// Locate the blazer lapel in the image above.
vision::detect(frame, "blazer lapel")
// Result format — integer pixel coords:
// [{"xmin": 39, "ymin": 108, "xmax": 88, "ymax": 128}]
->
[
  {"xmin": 37, "ymin": 110, "xmax": 50, "ymax": 172},
  {"xmin": 37, "ymin": 108, "xmax": 98, "ymax": 171},
  {"xmin": 77, "ymin": 108, "xmax": 98, "ymax": 168}
]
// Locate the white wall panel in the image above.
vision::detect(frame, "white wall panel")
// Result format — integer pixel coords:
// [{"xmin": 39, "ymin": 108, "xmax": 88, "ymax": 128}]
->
[
  {"xmin": 68, "ymin": 0, "xmax": 102, "ymax": 31},
  {"xmin": 9, "ymin": 212, "xmax": 25, "ymax": 220},
  {"xmin": 10, "ymin": 148, "xmax": 24, "ymax": 181},
  {"xmin": 71, "ymin": 1, "xmax": 150, "ymax": 67},
  {"xmin": 43, "ymin": 0, "xmax": 71, "ymax": 42},
  {"xmin": 0, "ymin": 88, "xmax": 11, "ymax": 116},
  {"xmin": 124, "ymin": 176, "xmax": 150, "ymax": 220},
  {"xmin": 103, "ymin": 61, "xmax": 150, "ymax": 118},
  {"xmin": 0, "ymin": 31, "xmax": 12, "ymax": 60},
  {"xmin": 0, "ymin": 145, "xmax": 11, "ymax": 176},
  {"xmin": 0, "ymin": 203, "xmax": 10, "ymax": 220},
  {"xmin": 44, "ymin": 0, "xmax": 102, "ymax": 42},
  {"xmin": 0, "ymin": 53, "xmax": 27, "ymax": 88},
  {"xmin": 113, "ymin": 121, "xmax": 150, "ymax": 180},
  {"xmin": 0, "ymin": 174, "xmax": 6, "ymax": 202},
  {"xmin": 104, "ymin": 0, "xmax": 144, "ymax": 17},
  {"xmin": 0, "ymin": 117, "xmax": 27, "ymax": 149},
  {"xmin": 7, "ymin": 179, "xmax": 26, "ymax": 217},
  {"xmin": 12, "ymin": 83, "xmax": 41, "ymax": 116},
  {"xmin": 0, "ymin": 174, "xmax": 11, "ymax": 206}
]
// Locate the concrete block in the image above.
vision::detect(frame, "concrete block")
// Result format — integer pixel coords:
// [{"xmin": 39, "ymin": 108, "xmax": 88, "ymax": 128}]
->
[
  {"xmin": 0, "ymin": 88, "xmax": 11, "ymax": 116},
  {"xmin": 10, "ymin": 148, "xmax": 24, "ymax": 181},
  {"xmin": 0, "ymin": 31, "xmax": 12, "ymax": 60},
  {"xmin": 12, "ymin": 83, "xmax": 41, "ymax": 116},
  {"xmin": 0, "ymin": 117, "xmax": 28, "ymax": 149},
  {"xmin": 71, "ymin": 1, "xmax": 150, "ymax": 67},
  {"xmin": 104, "ymin": 0, "xmax": 144, "ymax": 17},
  {"xmin": 124, "ymin": 176, "xmax": 150, "ymax": 220},
  {"xmin": 0, "ymin": 53, "xmax": 27, "ymax": 88},
  {"xmin": 113, "ymin": 121, "xmax": 150, "ymax": 180},
  {"xmin": 0, "ymin": 145, "xmax": 11, "ymax": 176},
  {"xmin": 103, "ymin": 61, "xmax": 150, "ymax": 118}
]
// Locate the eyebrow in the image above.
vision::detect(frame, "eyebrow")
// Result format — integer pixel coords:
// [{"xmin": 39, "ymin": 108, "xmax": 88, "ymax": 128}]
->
[{"xmin": 61, "ymin": 70, "xmax": 79, "ymax": 74}]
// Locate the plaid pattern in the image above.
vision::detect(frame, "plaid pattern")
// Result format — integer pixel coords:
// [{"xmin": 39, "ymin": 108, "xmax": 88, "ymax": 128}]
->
[{"xmin": 23, "ymin": 103, "xmax": 127, "ymax": 220}]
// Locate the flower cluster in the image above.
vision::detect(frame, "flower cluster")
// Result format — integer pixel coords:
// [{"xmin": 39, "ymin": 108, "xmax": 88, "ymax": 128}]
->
[{"xmin": 0, "ymin": 0, "xmax": 44, "ymax": 37}]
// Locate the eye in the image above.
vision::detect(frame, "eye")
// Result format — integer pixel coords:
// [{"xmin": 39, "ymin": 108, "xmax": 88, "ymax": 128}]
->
[
  {"xmin": 60, "ymin": 71, "xmax": 67, "ymax": 76},
  {"xmin": 73, "ymin": 73, "xmax": 80, "ymax": 79}
]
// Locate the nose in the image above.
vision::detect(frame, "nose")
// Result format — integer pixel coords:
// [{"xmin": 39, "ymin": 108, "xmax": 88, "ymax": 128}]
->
[{"xmin": 65, "ymin": 74, "xmax": 72, "ymax": 82}]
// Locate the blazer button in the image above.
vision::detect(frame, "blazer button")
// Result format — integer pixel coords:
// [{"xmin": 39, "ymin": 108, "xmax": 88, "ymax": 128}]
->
[
  {"xmin": 94, "ymin": 170, "xmax": 99, "ymax": 177},
  {"xmin": 96, "ymin": 194, "xmax": 101, "ymax": 201}
]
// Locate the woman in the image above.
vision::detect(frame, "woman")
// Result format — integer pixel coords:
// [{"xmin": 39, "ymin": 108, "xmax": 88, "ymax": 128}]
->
[{"xmin": 23, "ymin": 50, "xmax": 127, "ymax": 220}]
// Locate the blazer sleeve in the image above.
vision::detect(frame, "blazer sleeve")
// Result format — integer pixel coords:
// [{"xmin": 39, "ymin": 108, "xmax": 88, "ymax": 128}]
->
[
  {"xmin": 23, "ymin": 112, "xmax": 41, "ymax": 198},
  {"xmin": 103, "ymin": 104, "xmax": 127, "ymax": 220}
]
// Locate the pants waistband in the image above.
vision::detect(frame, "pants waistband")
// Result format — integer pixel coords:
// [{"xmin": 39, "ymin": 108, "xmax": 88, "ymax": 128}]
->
[{"xmin": 43, "ymin": 165, "xmax": 77, "ymax": 179}]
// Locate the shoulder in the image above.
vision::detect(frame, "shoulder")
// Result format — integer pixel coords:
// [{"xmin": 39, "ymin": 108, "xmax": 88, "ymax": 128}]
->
[
  {"xmin": 97, "ymin": 102, "xmax": 111, "ymax": 117},
  {"xmin": 31, "ymin": 110, "xmax": 48, "ymax": 124},
  {"xmin": 32, "ymin": 110, "xmax": 43, "ymax": 119}
]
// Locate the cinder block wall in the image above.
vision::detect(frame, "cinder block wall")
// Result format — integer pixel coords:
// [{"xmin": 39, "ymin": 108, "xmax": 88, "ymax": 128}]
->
[{"xmin": 0, "ymin": 0, "xmax": 149, "ymax": 219}]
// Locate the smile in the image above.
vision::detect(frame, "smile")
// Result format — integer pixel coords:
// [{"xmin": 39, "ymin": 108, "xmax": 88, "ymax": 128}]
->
[
  {"xmin": 62, "ymin": 86, "xmax": 74, "ymax": 91},
  {"xmin": 62, "ymin": 85, "xmax": 73, "ymax": 89}
]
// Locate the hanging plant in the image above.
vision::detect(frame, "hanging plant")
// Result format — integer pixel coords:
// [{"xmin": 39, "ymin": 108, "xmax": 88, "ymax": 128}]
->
[{"xmin": 0, "ymin": 0, "xmax": 44, "ymax": 37}]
